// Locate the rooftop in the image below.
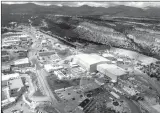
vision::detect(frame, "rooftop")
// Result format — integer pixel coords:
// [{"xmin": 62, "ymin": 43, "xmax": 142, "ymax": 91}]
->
[
  {"xmin": 117, "ymin": 58, "xmax": 123, "ymax": 62},
  {"xmin": 2, "ymin": 43, "xmax": 12, "ymax": 47},
  {"xmin": 19, "ymin": 34, "xmax": 29, "ymax": 38},
  {"xmin": 102, "ymin": 53, "xmax": 115, "ymax": 58},
  {"xmin": 44, "ymin": 64, "xmax": 63, "ymax": 72},
  {"xmin": 97, "ymin": 64, "xmax": 126, "ymax": 76},
  {"xmin": 41, "ymin": 39, "xmax": 47, "ymax": 43},
  {"xmin": 14, "ymin": 58, "xmax": 29, "ymax": 65},
  {"xmin": 3, "ymin": 38, "xmax": 20, "ymax": 42},
  {"xmin": 110, "ymin": 91, "xmax": 120, "ymax": 99},
  {"xmin": 8, "ymin": 78, "xmax": 24, "ymax": 90},
  {"xmin": 2, "ymin": 73, "xmax": 20, "ymax": 81},
  {"xmin": 2, "ymin": 65, "xmax": 10, "ymax": 70},
  {"xmin": 75, "ymin": 54, "xmax": 110, "ymax": 65}
]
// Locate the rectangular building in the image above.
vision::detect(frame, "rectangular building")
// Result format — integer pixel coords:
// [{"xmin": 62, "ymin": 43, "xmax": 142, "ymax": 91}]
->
[
  {"xmin": 54, "ymin": 70, "xmax": 67, "ymax": 80},
  {"xmin": 8, "ymin": 78, "xmax": 24, "ymax": 97},
  {"xmin": 2, "ymin": 65, "xmax": 11, "ymax": 73},
  {"xmin": 3, "ymin": 38, "xmax": 20, "ymax": 45},
  {"xmin": 102, "ymin": 53, "xmax": 116, "ymax": 61},
  {"xmin": 13, "ymin": 58, "xmax": 30, "ymax": 67},
  {"xmin": 74, "ymin": 54, "xmax": 110, "ymax": 72},
  {"xmin": 110, "ymin": 91, "xmax": 120, "ymax": 99},
  {"xmin": 44, "ymin": 64, "xmax": 63, "ymax": 72},
  {"xmin": 97, "ymin": 64, "xmax": 127, "ymax": 82},
  {"xmin": 2, "ymin": 44, "xmax": 12, "ymax": 49},
  {"xmin": 2, "ymin": 73, "xmax": 20, "ymax": 81}
]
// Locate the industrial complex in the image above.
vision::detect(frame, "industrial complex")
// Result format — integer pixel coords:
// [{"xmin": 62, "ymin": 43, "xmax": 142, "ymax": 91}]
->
[{"xmin": 1, "ymin": 17, "xmax": 160, "ymax": 113}]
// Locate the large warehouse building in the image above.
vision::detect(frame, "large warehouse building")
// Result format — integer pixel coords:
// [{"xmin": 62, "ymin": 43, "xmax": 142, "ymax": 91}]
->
[
  {"xmin": 74, "ymin": 54, "xmax": 110, "ymax": 72},
  {"xmin": 97, "ymin": 64, "xmax": 127, "ymax": 82}
]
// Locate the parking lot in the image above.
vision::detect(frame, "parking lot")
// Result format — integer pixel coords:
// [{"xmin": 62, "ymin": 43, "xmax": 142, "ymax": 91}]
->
[{"xmin": 3, "ymin": 100, "xmax": 36, "ymax": 113}]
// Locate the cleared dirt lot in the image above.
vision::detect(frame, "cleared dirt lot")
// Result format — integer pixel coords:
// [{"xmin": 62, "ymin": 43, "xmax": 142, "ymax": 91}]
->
[{"xmin": 47, "ymin": 74, "xmax": 80, "ymax": 91}]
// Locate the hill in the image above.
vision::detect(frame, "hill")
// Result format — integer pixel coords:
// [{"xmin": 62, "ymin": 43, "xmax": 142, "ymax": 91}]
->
[{"xmin": 2, "ymin": 3, "xmax": 160, "ymax": 18}]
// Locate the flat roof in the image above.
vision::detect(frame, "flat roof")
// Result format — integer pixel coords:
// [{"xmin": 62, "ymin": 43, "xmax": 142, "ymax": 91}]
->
[
  {"xmin": 8, "ymin": 78, "xmax": 24, "ymax": 89},
  {"xmin": 41, "ymin": 40, "xmax": 47, "ymax": 43},
  {"xmin": 102, "ymin": 53, "xmax": 114, "ymax": 58},
  {"xmin": 97, "ymin": 64, "xmax": 126, "ymax": 76},
  {"xmin": 2, "ymin": 73, "xmax": 20, "ymax": 81},
  {"xmin": 110, "ymin": 91, "xmax": 120, "ymax": 98},
  {"xmin": 75, "ymin": 54, "xmax": 110, "ymax": 65},
  {"xmin": 2, "ymin": 65, "xmax": 10, "ymax": 70},
  {"xmin": 117, "ymin": 58, "xmax": 123, "ymax": 62},
  {"xmin": 14, "ymin": 58, "xmax": 29, "ymax": 65},
  {"xmin": 4, "ymin": 39, "xmax": 20, "ymax": 42},
  {"xmin": 44, "ymin": 64, "xmax": 54, "ymax": 71},
  {"xmin": 2, "ymin": 43, "xmax": 12, "ymax": 47},
  {"xmin": 19, "ymin": 34, "xmax": 29, "ymax": 38}
]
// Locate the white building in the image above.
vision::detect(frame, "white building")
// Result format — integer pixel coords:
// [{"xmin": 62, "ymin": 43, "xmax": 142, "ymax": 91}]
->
[
  {"xmin": 117, "ymin": 58, "xmax": 124, "ymax": 64},
  {"xmin": 110, "ymin": 91, "xmax": 120, "ymax": 99},
  {"xmin": 3, "ymin": 38, "xmax": 20, "ymax": 45},
  {"xmin": 9, "ymin": 78, "xmax": 24, "ymax": 97},
  {"xmin": 69, "ymin": 62, "xmax": 79, "ymax": 68},
  {"xmin": 102, "ymin": 53, "xmax": 116, "ymax": 61},
  {"xmin": 2, "ymin": 73, "xmax": 20, "ymax": 81},
  {"xmin": 54, "ymin": 70, "xmax": 68, "ymax": 80},
  {"xmin": 74, "ymin": 54, "xmax": 110, "ymax": 72},
  {"xmin": 2, "ymin": 43, "xmax": 12, "ymax": 48},
  {"xmin": 97, "ymin": 64, "xmax": 127, "ymax": 82},
  {"xmin": 14, "ymin": 58, "xmax": 30, "ymax": 67},
  {"xmin": 44, "ymin": 64, "xmax": 63, "ymax": 72},
  {"xmin": 19, "ymin": 34, "xmax": 29, "ymax": 38},
  {"xmin": 41, "ymin": 39, "xmax": 47, "ymax": 46}
]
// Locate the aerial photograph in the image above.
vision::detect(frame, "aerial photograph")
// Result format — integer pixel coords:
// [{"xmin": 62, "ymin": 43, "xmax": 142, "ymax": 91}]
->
[{"xmin": 1, "ymin": 1, "xmax": 160, "ymax": 113}]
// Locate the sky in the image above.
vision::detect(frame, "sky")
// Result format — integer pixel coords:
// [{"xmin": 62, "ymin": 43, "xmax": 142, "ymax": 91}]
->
[{"xmin": 2, "ymin": 1, "xmax": 160, "ymax": 8}]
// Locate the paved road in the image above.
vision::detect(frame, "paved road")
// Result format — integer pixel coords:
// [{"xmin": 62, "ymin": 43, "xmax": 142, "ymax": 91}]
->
[
  {"xmin": 134, "ymin": 68, "xmax": 160, "ymax": 95},
  {"xmin": 122, "ymin": 97, "xmax": 141, "ymax": 113},
  {"xmin": 3, "ymin": 100, "xmax": 35, "ymax": 113},
  {"xmin": 27, "ymin": 28, "xmax": 66, "ymax": 113},
  {"xmin": 31, "ymin": 49, "xmax": 65, "ymax": 113}
]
